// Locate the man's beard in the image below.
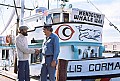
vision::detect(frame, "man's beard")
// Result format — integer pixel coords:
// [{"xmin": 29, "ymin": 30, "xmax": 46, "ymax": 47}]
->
[{"xmin": 22, "ymin": 32, "xmax": 28, "ymax": 36}]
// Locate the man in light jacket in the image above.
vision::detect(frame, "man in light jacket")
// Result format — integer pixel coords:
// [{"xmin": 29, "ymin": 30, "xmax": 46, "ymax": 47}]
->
[
  {"xmin": 40, "ymin": 24, "xmax": 60, "ymax": 81},
  {"xmin": 16, "ymin": 25, "xmax": 39, "ymax": 81}
]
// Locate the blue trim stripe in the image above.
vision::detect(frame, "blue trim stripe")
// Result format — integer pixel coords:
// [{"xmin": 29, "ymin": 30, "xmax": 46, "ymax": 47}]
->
[
  {"xmin": 0, "ymin": 46, "xmax": 15, "ymax": 49},
  {"xmin": 60, "ymin": 41, "xmax": 102, "ymax": 46}
]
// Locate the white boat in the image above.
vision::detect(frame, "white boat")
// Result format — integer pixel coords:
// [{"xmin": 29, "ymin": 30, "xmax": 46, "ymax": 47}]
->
[
  {"xmin": 23, "ymin": 5, "xmax": 120, "ymax": 80},
  {"xmin": 0, "ymin": 0, "xmax": 120, "ymax": 81}
]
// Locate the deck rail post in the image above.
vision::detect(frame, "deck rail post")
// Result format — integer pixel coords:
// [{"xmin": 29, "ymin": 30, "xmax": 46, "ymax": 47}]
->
[{"xmin": 56, "ymin": 59, "xmax": 68, "ymax": 81}]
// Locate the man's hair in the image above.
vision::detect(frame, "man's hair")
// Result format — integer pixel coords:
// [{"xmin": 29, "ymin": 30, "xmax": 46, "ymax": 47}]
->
[{"xmin": 45, "ymin": 27, "xmax": 53, "ymax": 32}]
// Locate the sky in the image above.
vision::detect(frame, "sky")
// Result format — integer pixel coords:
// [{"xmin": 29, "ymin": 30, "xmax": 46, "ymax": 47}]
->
[{"xmin": 0, "ymin": 0, "xmax": 120, "ymax": 43}]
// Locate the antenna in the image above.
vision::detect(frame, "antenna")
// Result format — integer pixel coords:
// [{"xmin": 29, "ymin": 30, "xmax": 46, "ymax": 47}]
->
[{"xmin": 87, "ymin": 0, "xmax": 120, "ymax": 33}]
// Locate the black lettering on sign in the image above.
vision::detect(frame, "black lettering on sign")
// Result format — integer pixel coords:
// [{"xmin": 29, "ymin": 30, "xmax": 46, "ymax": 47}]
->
[
  {"xmin": 89, "ymin": 64, "xmax": 94, "ymax": 71},
  {"xmin": 77, "ymin": 65, "xmax": 82, "ymax": 72},
  {"xmin": 89, "ymin": 64, "xmax": 101, "ymax": 71},
  {"xmin": 95, "ymin": 64, "xmax": 101, "ymax": 71},
  {"xmin": 74, "ymin": 15, "xmax": 79, "ymax": 20},
  {"xmin": 74, "ymin": 9, "xmax": 103, "ymax": 25},
  {"xmin": 114, "ymin": 62, "xmax": 120, "ymax": 70},
  {"xmin": 67, "ymin": 64, "xmax": 82, "ymax": 73},
  {"xmin": 67, "ymin": 65, "xmax": 74, "ymax": 73},
  {"xmin": 74, "ymin": 15, "xmax": 93, "ymax": 22},
  {"xmin": 79, "ymin": 11, "xmax": 83, "ymax": 15},
  {"xmin": 101, "ymin": 63, "xmax": 107, "ymax": 70},
  {"xmin": 108, "ymin": 62, "xmax": 114, "ymax": 70},
  {"xmin": 94, "ymin": 18, "xmax": 102, "ymax": 24}
]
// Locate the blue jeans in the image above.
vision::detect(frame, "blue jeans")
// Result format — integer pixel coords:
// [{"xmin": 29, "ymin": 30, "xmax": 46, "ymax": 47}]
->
[
  {"xmin": 40, "ymin": 56, "xmax": 56, "ymax": 81},
  {"xmin": 40, "ymin": 63, "xmax": 56, "ymax": 81},
  {"xmin": 18, "ymin": 60, "xmax": 30, "ymax": 81}
]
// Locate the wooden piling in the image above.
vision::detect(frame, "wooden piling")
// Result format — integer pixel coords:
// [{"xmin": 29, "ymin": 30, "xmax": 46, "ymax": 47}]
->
[{"xmin": 56, "ymin": 59, "xmax": 68, "ymax": 81}]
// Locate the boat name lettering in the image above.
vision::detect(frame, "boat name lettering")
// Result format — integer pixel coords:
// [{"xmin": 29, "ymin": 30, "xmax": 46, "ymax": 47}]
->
[
  {"xmin": 89, "ymin": 62, "xmax": 120, "ymax": 71},
  {"xmin": 67, "ymin": 64, "xmax": 82, "ymax": 73}
]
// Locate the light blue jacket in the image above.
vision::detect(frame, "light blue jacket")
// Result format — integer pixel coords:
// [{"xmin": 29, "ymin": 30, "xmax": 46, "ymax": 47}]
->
[{"xmin": 42, "ymin": 33, "xmax": 60, "ymax": 61}]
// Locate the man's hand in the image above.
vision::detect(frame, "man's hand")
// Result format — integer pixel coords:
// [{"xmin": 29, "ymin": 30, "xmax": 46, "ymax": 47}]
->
[{"xmin": 51, "ymin": 60, "xmax": 56, "ymax": 68}]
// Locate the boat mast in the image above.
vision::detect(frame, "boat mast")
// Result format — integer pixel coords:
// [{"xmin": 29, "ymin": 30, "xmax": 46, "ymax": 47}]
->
[
  {"xmin": 20, "ymin": 0, "xmax": 24, "ymax": 25},
  {"xmin": 14, "ymin": 0, "xmax": 24, "ymax": 74},
  {"xmin": 48, "ymin": 0, "xmax": 49, "ymax": 10}
]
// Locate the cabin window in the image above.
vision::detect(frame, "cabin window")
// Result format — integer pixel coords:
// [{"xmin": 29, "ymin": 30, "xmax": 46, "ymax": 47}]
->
[
  {"xmin": 31, "ymin": 53, "xmax": 41, "ymax": 64},
  {"xmin": 2, "ymin": 50, "xmax": 5, "ymax": 60},
  {"xmin": 53, "ymin": 13, "xmax": 60, "ymax": 23},
  {"xmin": 63, "ymin": 13, "xmax": 69, "ymax": 22},
  {"xmin": 6, "ymin": 50, "xmax": 9, "ymax": 59},
  {"xmin": 2, "ymin": 50, "xmax": 9, "ymax": 60},
  {"xmin": 46, "ymin": 14, "xmax": 52, "ymax": 24},
  {"xmin": 113, "ymin": 45, "xmax": 117, "ymax": 50}
]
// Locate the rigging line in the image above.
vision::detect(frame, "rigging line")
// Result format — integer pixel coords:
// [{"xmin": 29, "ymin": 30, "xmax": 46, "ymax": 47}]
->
[
  {"xmin": 0, "ymin": 3, "xmax": 34, "ymax": 10},
  {"xmin": 0, "ymin": 8, "xmax": 5, "ymax": 28},
  {"xmin": 29, "ymin": 0, "xmax": 36, "ymax": 9},
  {"xmin": 0, "ymin": 0, "xmax": 20, "ymax": 35},
  {"xmin": 87, "ymin": 0, "xmax": 111, "ymax": 22},
  {"xmin": 8, "ymin": 23, "xmax": 16, "ymax": 30},
  {"xmin": 87, "ymin": 0, "xmax": 120, "ymax": 33},
  {"xmin": 0, "ymin": 9, "xmax": 15, "ymax": 35},
  {"xmin": 13, "ymin": 0, "xmax": 18, "ymax": 18}
]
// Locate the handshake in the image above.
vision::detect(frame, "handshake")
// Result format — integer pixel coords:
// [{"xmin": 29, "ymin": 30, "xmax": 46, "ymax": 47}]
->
[{"xmin": 34, "ymin": 49, "xmax": 42, "ymax": 54}]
